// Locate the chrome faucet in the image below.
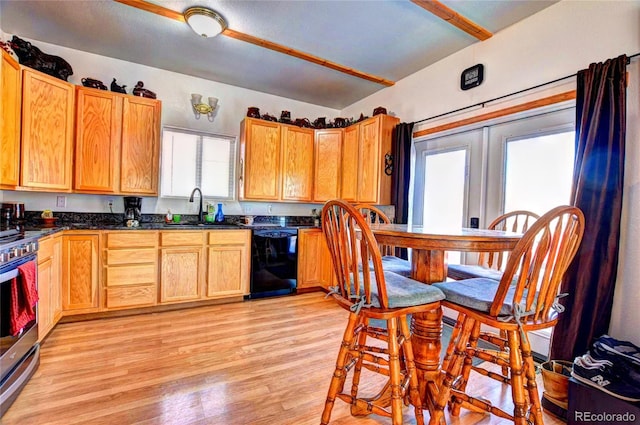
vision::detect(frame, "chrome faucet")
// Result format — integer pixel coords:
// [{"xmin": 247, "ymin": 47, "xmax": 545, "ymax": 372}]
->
[{"xmin": 189, "ymin": 187, "xmax": 204, "ymax": 223}]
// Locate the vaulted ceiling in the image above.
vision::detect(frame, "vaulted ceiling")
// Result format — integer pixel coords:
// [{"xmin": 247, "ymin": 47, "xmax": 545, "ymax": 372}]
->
[{"xmin": 0, "ymin": 0, "xmax": 558, "ymax": 109}]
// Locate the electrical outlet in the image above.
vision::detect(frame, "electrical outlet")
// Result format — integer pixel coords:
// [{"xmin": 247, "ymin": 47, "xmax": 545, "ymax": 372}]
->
[
  {"xmin": 107, "ymin": 198, "xmax": 114, "ymax": 211},
  {"xmin": 267, "ymin": 204, "xmax": 272, "ymax": 214},
  {"xmin": 56, "ymin": 195, "xmax": 66, "ymax": 208}
]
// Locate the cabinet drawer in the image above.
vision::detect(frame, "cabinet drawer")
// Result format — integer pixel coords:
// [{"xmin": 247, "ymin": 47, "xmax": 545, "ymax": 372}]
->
[
  {"xmin": 106, "ymin": 285, "xmax": 156, "ymax": 308},
  {"xmin": 38, "ymin": 236, "xmax": 54, "ymax": 262},
  {"xmin": 106, "ymin": 248, "xmax": 156, "ymax": 265},
  {"xmin": 105, "ymin": 264, "xmax": 157, "ymax": 286},
  {"xmin": 106, "ymin": 231, "xmax": 157, "ymax": 248},
  {"xmin": 207, "ymin": 230, "xmax": 249, "ymax": 245},
  {"xmin": 161, "ymin": 232, "xmax": 204, "ymax": 246}
]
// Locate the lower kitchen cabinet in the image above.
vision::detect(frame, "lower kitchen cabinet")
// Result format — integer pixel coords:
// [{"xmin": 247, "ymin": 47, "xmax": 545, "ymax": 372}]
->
[
  {"xmin": 297, "ymin": 228, "xmax": 334, "ymax": 290},
  {"xmin": 37, "ymin": 233, "xmax": 62, "ymax": 341},
  {"xmin": 62, "ymin": 232, "xmax": 100, "ymax": 314},
  {"xmin": 104, "ymin": 231, "xmax": 158, "ymax": 309},
  {"xmin": 205, "ymin": 230, "xmax": 250, "ymax": 298},
  {"xmin": 160, "ymin": 231, "xmax": 204, "ymax": 303}
]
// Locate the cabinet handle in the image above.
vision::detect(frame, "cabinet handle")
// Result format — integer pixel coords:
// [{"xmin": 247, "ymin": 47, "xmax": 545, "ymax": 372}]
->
[
  {"xmin": 239, "ymin": 158, "xmax": 244, "ymax": 183},
  {"xmin": 384, "ymin": 153, "xmax": 393, "ymax": 176}
]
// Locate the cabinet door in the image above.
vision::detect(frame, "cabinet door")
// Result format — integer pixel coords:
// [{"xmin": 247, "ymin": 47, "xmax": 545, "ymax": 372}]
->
[
  {"xmin": 341, "ymin": 125, "xmax": 359, "ymax": 202},
  {"xmin": 121, "ymin": 96, "xmax": 161, "ymax": 195},
  {"xmin": 51, "ymin": 235, "xmax": 63, "ymax": 324},
  {"xmin": 298, "ymin": 229, "xmax": 334, "ymax": 290},
  {"xmin": 240, "ymin": 118, "xmax": 281, "ymax": 200},
  {"xmin": 281, "ymin": 126, "xmax": 314, "ymax": 201},
  {"xmin": 357, "ymin": 118, "xmax": 382, "ymax": 204},
  {"xmin": 21, "ymin": 68, "xmax": 74, "ymax": 191},
  {"xmin": 1, "ymin": 51, "xmax": 21, "ymax": 188},
  {"xmin": 75, "ymin": 87, "xmax": 122, "ymax": 193},
  {"xmin": 205, "ymin": 230, "xmax": 250, "ymax": 297},
  {"xmin": 313, "ymin": 129, "xmax": 342, "ymax": 202},
  {"xmin": 160, "ymin": 247, "xmax": 202, "ymax": 303},
  {"xmin": 37, "ymin": 256, "xmax": 53, "ymax": 341},
  {"xmin": 62, "ymin": 233, "xmax": 100, "ymax": 313}
]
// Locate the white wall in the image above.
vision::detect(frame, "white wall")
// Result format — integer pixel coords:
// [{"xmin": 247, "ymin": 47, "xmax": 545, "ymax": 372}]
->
[
  {"xmin": 342, "ymin": 0, "xmax": 640, "ymax": 345},
  {"xmin": 0, "ymin": 32, "xmax": 339, "ymax": 217}
]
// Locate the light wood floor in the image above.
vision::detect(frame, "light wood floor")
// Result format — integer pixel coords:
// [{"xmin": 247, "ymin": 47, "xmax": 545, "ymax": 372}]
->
[{"xmin": 3, "ymin": 293, "xmax": 564, "ymax": 425}]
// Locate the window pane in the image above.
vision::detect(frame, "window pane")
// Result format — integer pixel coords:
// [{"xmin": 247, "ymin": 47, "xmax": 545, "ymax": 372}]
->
[
  {"xmin": 161, "ymin": 130, "xmax": 197, "ymax": 197},
  {"xmin": 201, "ymin": 136, "xmax": 232, "ymax": 198},
  {"xmin": 423, "ymin": 149, "xmax": 467, "ymax": 264},
  {"xmin": 504, "ymin": 131, "xmax": 575, "ymax": 215}
]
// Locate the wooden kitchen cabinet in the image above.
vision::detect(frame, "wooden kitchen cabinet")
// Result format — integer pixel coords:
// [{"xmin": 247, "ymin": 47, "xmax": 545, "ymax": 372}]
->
[
  {"xmin": 240, "ymin": 118, "xmax": 315, "ymax": 201},
  {"xmin": 239, "ymin": 118, "xmax": 282, "ymax": 200},
  {"xmin": 341, "ymin": 114, "xmax": 399, "ymax": 204},
  {"xmin": 120, "ymin": 96, "xmax": 161, "ymax": 195},
  {"xmin": 75, "ymin": 87, "xmax": 161, "ymax": 195},
  {"xmin": 104, "ymin": 231, "xmax": 158, "ymax": 309},
  {"xmin": 313, "ymin": 129, "xmax": 343, "ymax": 202},
  {"xmin": 160, "ymin": 232, "xmax": 204, "ymax": 303},
  {"xmin": 62, "ymin": 232, "xmax": 100, "ymax": 314},
  {"xmin": 281, "ymin": 126, "xmax": 314, "ymax": 201},
  {"xmin": 205, "ymin": 230, "xmax": 250, "ymax": 298},
  {"xmin": 20, "ymin": 67, "xmax": 74, "ymax": 191},
  {"xmin": 1, "ymin": 51, "xmax": 22, "ymax": 189},
  {"xmin": 37, "ymin": 233, "xmax": 62, "ymax": 341},
  {"xmin": 297, "ymin": 228, "xmax": 334, "ymax": 290}
]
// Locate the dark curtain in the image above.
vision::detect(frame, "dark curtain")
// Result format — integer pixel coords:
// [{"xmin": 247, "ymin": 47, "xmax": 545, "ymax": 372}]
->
[
  {"xmin": 391, "ymin": 122, "xmax": 414, "ymax": 259},
  {"xmin": 550, "ymin": 55, "xmax": 627, "ymax": 360}
]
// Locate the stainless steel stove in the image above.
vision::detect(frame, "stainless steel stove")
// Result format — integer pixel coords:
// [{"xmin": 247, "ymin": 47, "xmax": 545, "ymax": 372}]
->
[{"xmin": 0, "ymin": 227, "xmax": 41, "ymax": 417}]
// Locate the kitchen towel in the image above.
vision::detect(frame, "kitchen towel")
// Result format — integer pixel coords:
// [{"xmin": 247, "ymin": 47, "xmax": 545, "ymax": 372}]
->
[{"xmin": 9, "ymin": 260, "xmax": 38, "ymax": 336}]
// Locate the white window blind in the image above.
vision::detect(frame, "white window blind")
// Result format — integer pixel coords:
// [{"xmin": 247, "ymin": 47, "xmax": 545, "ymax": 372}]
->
[{"xmin": 160, "ymin": 127, "xmax": 236, "ymax": 200}]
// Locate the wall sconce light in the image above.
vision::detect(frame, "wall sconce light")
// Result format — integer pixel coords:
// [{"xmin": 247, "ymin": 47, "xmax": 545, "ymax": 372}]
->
[{"xmin": 191, "ymin": 94, "xmax": 218, "ymax": 121}]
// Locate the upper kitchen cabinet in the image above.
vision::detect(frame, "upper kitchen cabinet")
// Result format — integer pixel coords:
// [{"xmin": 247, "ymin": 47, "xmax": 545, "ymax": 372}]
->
[
  {"xmin": 313, "ymin": 129, "xmax": 342, "ymax": 202},
  {"xmin": 281, "ymin": 125, "xmax": 314, "ymax": 202},
  {"xmin": 240, "ymin": 118, "xmax": 318, "ymax": 202},
  {"xmin": 20, "ymin": 67, "xmax": 74, "ymax": 191},
  {"xmin": 74, "ymin": 87, "xmax": 122, "ymax": 193},
  {"xmin": 239, "ymin": 118, "xmax": 282, "ymax": 200},
  {"xmin": 342, "ymin": 114, "xmax": 399, "ymax": 205},
  {"xmin": 120, "ymin": 96, "xmax": 161, "ymax": 194},
  {"xmin": 75, "ymin": 87, "xmax": 161, "ymax": 195},
  {"xmin": 0, "ymin": 51, "xmax": 21, "ymax": 189}
]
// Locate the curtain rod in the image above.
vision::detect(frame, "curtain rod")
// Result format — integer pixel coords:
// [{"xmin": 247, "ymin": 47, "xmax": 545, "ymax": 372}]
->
[{"xmin": 414, "ymin": 51, "xmax": 640, "ymax": 126}]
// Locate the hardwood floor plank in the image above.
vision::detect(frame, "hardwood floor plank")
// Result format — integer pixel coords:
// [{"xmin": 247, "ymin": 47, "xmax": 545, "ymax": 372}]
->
[{"xmin": 3, "ymin": 293, "xmax": 563, "ymax": 424}]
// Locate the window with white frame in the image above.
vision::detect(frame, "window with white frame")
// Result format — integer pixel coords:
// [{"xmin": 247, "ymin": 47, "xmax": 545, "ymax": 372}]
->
[{"xmin": 160, "ymin": 127, "xmax": 236, "ymax": 199}]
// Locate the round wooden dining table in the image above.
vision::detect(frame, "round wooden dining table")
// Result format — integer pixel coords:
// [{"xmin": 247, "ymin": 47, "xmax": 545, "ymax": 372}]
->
[{"xmin": 367, "ymin": 223, "xmax": 522, "ymax": 413}]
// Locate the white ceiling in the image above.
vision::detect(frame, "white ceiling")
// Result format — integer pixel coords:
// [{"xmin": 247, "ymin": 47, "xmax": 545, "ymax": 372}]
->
[{"xmin": 0, "ymin": 0, "xmax": 558, "ymax": 109}]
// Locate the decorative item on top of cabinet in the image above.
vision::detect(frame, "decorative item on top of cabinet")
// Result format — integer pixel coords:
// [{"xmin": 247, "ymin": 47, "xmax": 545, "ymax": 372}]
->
[
  {"xmin": 1, "ymin": 50, "xmax": 21, "ymax": 189},
  {"xmin": 247, "ymin": 106, "xmax": 260, "ymax": 118},
  {"xmin": 111, "ymin": 78, "xmax": 127, "ymax": 93},
  {"xmin": 81, "ymin": 77, "xmax": 107, "ymax": 90},
  {"xmin": 10, "ymin": 36, "xmax": 73, "ymax": 81},
  {"xmin": 132, "ymin": 80, "xmax": 156, "ymax": 99},
  {"xmin": 21, "ymin": 67, "xmax": 75, "ymax": 191}
]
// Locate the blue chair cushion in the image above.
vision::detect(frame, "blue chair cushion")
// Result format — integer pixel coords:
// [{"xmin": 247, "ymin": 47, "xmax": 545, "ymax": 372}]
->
[
  {"xmin": 446, "ymin": 264, "xmax": 504, "ymax": 281},
  {"xmin": 359, "ymin": 271, "xmax": 445, "ymax": 309},
  {"xmin": 381, "ymin": 256, "xmax": 412, "ymax": 277},
  {"xmin": 432, "ymin": 278, "xmax": 522, "ymax": 316}
]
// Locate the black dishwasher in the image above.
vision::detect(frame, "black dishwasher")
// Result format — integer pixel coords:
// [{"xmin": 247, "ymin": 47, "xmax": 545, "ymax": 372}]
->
[{"xmin": 250, "ymin": 229, "xmax": 297, "ymax": 298}]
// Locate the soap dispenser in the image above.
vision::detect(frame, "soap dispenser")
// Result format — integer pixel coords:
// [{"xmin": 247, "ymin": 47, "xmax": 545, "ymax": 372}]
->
[{"xmin": 215, "ymin": 203, "xmax": 225, "ymax": 223}]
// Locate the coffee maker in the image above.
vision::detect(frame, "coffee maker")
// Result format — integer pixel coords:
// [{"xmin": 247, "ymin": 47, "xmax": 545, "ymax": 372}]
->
[{"xmin": 123, "ymin": 197, "xmax": 142, "ymax": 223}]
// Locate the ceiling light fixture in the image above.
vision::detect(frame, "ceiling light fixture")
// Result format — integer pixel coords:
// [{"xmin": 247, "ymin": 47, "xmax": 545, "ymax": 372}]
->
[
  {"xmin": 191, "ymin": 94, "xmax": 218, "ymax": 121},
  {"xmin": 184, "ymin": 7, "xmax": 227, "ymax": 38}
]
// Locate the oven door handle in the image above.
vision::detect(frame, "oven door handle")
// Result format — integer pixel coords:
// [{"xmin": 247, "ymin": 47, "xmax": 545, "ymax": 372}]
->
[{"xmin": 0, "ymin": 268, "xmax": 19, "ymax": 282}]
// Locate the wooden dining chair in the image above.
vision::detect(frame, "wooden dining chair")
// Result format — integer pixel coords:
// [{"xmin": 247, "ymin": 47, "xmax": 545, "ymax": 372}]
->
[
  {"xmin": 320, "ymin": 200, "xmax": 445, "ymax": 425},
  {"xmin": 430, "ymin": 205, "xmax": 584, "ymax": 425},
  {"xmin": 354, "ymin": 203, "xmax": 412, "ymax": 277},
  {"xmin": 447, "ymin": 210, "xmax": 540, "ymax": 281},
  {"xmin": 446, "ymin": 210, "xmax": 540, "ymax": 376}
]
